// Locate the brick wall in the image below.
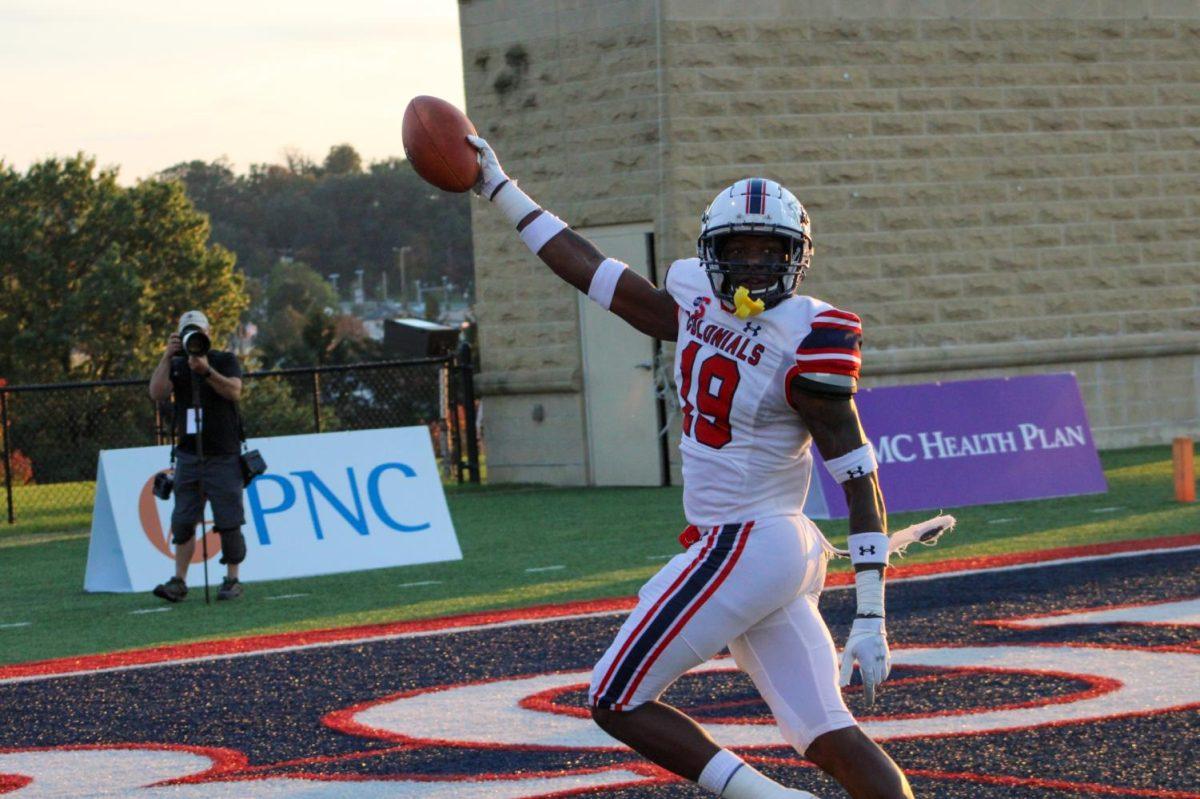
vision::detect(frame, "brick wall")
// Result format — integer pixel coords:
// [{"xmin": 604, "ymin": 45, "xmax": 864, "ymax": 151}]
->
[
  {"xmin": 461, "ymin": 0, "xmax": 665, "ymax": 482},
  {"xmin": 460, "ymin": 0, "xmax": 1200, "ymax": 483},
  {"xmin": 656, "ymin": 1, "xmax": 1199, "ymax": 448}
]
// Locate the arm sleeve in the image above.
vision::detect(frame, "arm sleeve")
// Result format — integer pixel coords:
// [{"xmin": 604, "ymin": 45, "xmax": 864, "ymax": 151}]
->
[{"xmin": 786, "ymin": 308, "xmax": 863, "ymax": 403}]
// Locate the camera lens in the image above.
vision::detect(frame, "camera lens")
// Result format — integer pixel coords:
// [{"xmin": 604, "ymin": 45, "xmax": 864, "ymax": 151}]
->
[{"xmin": 182, "ymin": 328, "xmax": 211, "ymax": 356}]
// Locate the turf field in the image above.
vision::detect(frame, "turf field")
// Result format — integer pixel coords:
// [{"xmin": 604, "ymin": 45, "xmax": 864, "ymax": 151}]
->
[
  {"xmin": 0, "ymin": 445, "xmax": 1195, "ymax": 666},
  {"xmin": 1, "ymin": 540, "xmax": 1197, "ymax": 797}
]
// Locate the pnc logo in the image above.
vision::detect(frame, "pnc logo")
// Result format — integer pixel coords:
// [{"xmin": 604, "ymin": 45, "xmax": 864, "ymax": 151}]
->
[
  {"xmin": 138, "ymin": 473, "xmax": 222, "ymax": 563},
  {"xmin": 137, "ymin": 462, "xmax": 432, "ymax": 560},
  {"xmin": 245, "ymin": 462, "xmax": 430, "ymax": 545}
]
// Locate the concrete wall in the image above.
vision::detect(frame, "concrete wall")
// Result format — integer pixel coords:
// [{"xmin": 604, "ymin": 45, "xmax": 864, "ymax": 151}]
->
[{"xmin": 459, "ymin": 0, "xmax": 1200, "ymax": 483}]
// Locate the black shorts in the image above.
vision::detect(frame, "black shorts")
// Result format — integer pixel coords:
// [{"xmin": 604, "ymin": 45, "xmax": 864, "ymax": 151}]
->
[{"xmin": 170, "ymin": 451, "xmax": 246, "ymax": 542}]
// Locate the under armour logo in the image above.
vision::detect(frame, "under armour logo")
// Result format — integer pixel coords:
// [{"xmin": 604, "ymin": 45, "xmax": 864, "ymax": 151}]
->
[
  {"xmin": 858, "ymin": 545, "xmax": 877, "ymax": 556},
  {"xmin": 743, "ymin": 322, "xmax": 762, "ymax": 336},
  {"xmin": 687, "ymin": 297, "xmax": 711, "ymax": 335},
  {"xmin": 846, "ymin": 466, "xmax": 866, "ymax": 479}
]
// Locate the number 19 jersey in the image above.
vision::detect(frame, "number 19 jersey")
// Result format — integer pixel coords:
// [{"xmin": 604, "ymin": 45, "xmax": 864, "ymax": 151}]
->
[{"xmin": 664, "ymin": 258, "xmax": 864, "ymax": 527}]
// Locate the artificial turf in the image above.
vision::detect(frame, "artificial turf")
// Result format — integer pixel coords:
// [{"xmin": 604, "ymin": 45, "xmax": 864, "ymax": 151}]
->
[{"xmin": 0, "ymin": 445, "xmax": 1194, "ymax": 665}]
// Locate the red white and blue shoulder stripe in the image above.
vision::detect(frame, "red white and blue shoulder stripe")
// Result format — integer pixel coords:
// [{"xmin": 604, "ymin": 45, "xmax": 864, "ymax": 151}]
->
[{"xmin": 786, "ymin": 307, "xmax": 862, "ymax": 402}]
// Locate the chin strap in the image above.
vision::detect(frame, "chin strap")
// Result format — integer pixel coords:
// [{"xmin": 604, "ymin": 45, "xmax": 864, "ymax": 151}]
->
[{"xmin": 732, "ymin": 286, "xmax": 765, "ymax": 318}]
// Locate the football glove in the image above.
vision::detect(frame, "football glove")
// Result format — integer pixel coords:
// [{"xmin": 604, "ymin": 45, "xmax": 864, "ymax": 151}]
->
[
  {"xmin": 466, "ymin": 135, "xmax": 509, "ymax": 199},
  {"xmin": 827, "ymin": 514, "xmax": 957, "ymax": 560},
  {"xmin": 888, "ymin": 514, "xmax": 957, "ymax": 558},
  {"xmin": 839, "ymin": 616, "xmax": 891, "ymax": 706}
]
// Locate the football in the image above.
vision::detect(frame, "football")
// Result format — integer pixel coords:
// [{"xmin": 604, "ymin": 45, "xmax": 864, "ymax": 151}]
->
[{"xmin": 402, "ymin": 95, "xmax": 481, "ymax": 193}]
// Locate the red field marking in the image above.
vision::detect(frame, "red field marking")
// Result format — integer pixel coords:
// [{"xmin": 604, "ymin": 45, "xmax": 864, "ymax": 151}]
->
[
  {"xmin": 979, "ymin": 596, "xmax": 1200, "ymax": 630},
  {"xmin": 317, "ymin": 640, "xmax": 1200, "ymax": 751},
  {"xmin": 0, "ymin": 742, "xmax": 676, "ymax": 797},
  {"xmin": 515, "ymin": 666, "xmax": 1115, "ymax": 725},
  {"xmin": 2, "ymin": 533, "xmax": 1196, "ymax": 682},
  {"xmin": 165, "ymin": 762, "xmax": 663, "ymax": 788},
  {"xmin": 0, "ymin": 741, "xmax": 250, "ymax": 785},
  {"xmin": 0, "ymin": 774, "xmax": 32, "ymax": 794},
  {"xmin": 344, "ymin": 654, "xmax": 1144, "ymax": 751},
  {"xmin": 211, "ymin": 744, "xmax": 415, "ymax": 775},
  {"xmin": 320, "ymin": 669, "xmax": 620, "ymax": 752},
  {"xmin": 822, "ymin": 532, "xmax": 1200, "ymax": 587},
  {"xmin": 746, "ymin": 754, "xmax": 1200, "ymax": 799},
  {"xmin": 0, "ymin": 597, "xmax": 636, "ymax": 682}
]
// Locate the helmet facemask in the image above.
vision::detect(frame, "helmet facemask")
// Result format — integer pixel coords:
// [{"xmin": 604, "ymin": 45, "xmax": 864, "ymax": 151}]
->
[{"xmin": 700, "ymin": 231, "xmax": 812, "ymax": 309}]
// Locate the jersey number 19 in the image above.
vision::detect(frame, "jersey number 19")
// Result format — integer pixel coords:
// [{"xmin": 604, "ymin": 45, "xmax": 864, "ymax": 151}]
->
[{"xmin": 678, "ymin": 341, "xmax": 740, "ymax": 449}]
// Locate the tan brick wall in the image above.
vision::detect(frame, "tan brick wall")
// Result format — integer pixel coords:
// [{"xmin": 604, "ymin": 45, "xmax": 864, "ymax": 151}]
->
[
  {"xmin": 658, "ymin": 6, "xmax": 1200, "ymax": 358},
  {"xmin": 460, "ymin": 0, "xmax": 1200, "ymax": 483},
  {"xmin": 461, "ymin": 0, "xmax": 665, "ymax": 481}
]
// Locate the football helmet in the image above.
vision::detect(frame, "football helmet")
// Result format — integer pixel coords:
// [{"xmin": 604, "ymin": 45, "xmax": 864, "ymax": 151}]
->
[{"xmin": 697, "ymin": 178, "xmax": 813, "ymax": 308}]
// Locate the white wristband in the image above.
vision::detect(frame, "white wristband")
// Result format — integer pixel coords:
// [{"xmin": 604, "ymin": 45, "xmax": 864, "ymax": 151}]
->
[
  {"xmin": 518, "ymin": 212, "xmax": 568, "ymax": 254},
  {"xmin": 848, "ymin": 532, "xmax": 889, "ymax": 567},
  {"xmin": 492, "ymin": 180, "xmax": 541, "ymax": 227},
  {"xmin": 825, "ymin": 442, "xmax": 878, "ymax": 484},
  {"xmin": 587, "ymin": 258, "xmax": 628, "ymax": 310},
  {"xmin": 854, "ymin": 568, "xmax": 885, "ymax": 617}
]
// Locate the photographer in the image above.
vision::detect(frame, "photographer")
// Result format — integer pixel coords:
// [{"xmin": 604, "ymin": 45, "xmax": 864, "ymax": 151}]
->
[{"xmin": 148, "ymin": 310, "xmax": 248, "ymax": 602}]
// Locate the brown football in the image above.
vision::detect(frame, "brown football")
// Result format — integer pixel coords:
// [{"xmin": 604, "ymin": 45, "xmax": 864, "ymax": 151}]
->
[{"xmin": 402, "ymin": 96, "xmax": 481, "ymax": 193}]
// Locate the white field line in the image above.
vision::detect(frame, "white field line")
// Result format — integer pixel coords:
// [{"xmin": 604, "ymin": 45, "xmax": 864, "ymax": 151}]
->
[
  {"xmin": 525, "ymin": 565, "xmax": 566, "ymax": 573},
  {"xmin": 398, "ymin": 580, "xmax": 442, "ymax": 588},
  {"xmin": 129, "ymin": 608, "xmax": 172, "ymax": 615},
  {"xmin": 0, "ymin": 622, "xmax": 32, "ymax": 629},
  {"xmin": 4, "ymin": 542, "xmax": 1198, "ymax": 686},
  {"xmin": 265, "ymin": 594, "xmax": 309, "ymax": 601}
]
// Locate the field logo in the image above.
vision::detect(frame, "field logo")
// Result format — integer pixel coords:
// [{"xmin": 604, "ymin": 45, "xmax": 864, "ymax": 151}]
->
[{"xmin": 3, "ymin": 577, "xmax": 1198, "ymax": 798}]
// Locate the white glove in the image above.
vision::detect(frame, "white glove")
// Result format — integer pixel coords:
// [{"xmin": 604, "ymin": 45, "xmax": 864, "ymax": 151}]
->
[
  {"xmin": 839, "ymin": 616, "xmax": 891, "ymax": 706},
  {"xmin": 888, "ymin": 514, "xmax": 957, "ymax": 558},
  {"xmin": 466, "ymin": 134, "xmax": 510, "ymax": 199}
]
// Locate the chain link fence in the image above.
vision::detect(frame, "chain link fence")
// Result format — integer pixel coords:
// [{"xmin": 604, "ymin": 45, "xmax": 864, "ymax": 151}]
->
[{"xmin": 0, "ymin": 349, "xmax": 479, "ymax": 524}]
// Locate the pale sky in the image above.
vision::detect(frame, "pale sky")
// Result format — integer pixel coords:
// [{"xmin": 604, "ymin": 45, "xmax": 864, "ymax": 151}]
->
[{"xmin": 0, "ymin": 0, "xmax": 466, "ymax": 183}]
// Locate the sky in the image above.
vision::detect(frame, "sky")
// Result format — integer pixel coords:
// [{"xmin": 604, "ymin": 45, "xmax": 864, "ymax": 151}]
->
[{"xmin": 0, "ymin": 0, "xmax": 466, "ymax": 183}]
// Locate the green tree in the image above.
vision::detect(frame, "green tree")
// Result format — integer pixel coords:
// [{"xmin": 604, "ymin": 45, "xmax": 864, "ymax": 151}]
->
[
  {"xmin": 323, "ymin": 144, "xmax": 363, "ymax": 176},
  {"xmin": 157, "ymin": 150, "xmax": 474, "ymax": 294},
  {"xmin": 253, "ymin": 259, "xmax": 338, "ymax": 367},
  {"xmin": 0, "ymin": 155, "xmax": 249, "ymax": 383}
]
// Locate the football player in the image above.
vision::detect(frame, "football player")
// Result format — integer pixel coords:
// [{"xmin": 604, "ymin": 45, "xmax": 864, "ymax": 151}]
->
[{"xmin": 469, "ymin": 136, "xmax": 914, "ymax": 799}]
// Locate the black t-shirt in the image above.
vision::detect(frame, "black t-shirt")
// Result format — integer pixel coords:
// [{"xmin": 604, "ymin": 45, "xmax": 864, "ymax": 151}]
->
[{"xmin": 170, "ymin": 350, "xmax": 244, "ymax": 456}]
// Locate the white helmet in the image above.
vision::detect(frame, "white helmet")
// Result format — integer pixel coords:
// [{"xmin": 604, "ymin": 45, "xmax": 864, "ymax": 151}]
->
[{"xmin": 697, "ymin": 178, "xmax": 813, "ymax": 308}]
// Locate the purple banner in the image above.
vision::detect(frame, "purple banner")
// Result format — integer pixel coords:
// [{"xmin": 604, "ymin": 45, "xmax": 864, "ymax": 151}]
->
[{"xmin": 803, "ymin": 373, "xmax": 1107, "ymax": 518}]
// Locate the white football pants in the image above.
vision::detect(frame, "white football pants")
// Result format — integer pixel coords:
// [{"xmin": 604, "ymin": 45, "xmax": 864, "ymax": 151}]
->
[{"xmin": 589, "ymin": 514, "xmax": 856, "ymax": 752}]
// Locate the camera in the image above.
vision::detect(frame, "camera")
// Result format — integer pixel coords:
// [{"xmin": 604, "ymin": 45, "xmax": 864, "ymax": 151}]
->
[
  {"xmin": 239, "ymin": 449, "xmax": 267, "ymax": 487},
  {"xmin": 181, "ymin": 325, "xmax": 211, "ymax": 356},
  {"xmin": 152, "ymin": 470, "xmax": 174, "ymax": 500}
]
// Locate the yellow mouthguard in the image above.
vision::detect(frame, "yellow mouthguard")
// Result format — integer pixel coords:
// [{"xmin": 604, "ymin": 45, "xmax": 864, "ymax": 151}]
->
[{"xmin": 733, "ymin": 286, "xmax": 765, "ymax": 319}]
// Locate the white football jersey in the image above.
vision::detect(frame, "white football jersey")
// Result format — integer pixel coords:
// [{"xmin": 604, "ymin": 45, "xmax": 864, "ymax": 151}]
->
[{"xmin": 665, "ymin": 258, "xmax": 864, "ymax": 527}]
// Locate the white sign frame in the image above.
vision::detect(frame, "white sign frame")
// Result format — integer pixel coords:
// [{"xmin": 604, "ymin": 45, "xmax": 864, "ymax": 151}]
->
[{"xmin": 84, "ymin": 426, "xmax": 462, "ymax": 592}]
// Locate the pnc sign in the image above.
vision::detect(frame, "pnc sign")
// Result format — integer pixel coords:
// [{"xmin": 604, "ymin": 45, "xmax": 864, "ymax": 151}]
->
[{"xmin": 85, "ymin": 427, "xmax": 462, "ymax": 592}]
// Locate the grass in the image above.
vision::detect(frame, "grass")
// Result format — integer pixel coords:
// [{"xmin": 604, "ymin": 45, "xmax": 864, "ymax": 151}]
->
[
  {"xmin": 0, "ymin": 481, "xmax": 94, "ymax": 540},
  {"xmin": 0, "ymin": 445, "xmax": 1195, "ymax": 666}
]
